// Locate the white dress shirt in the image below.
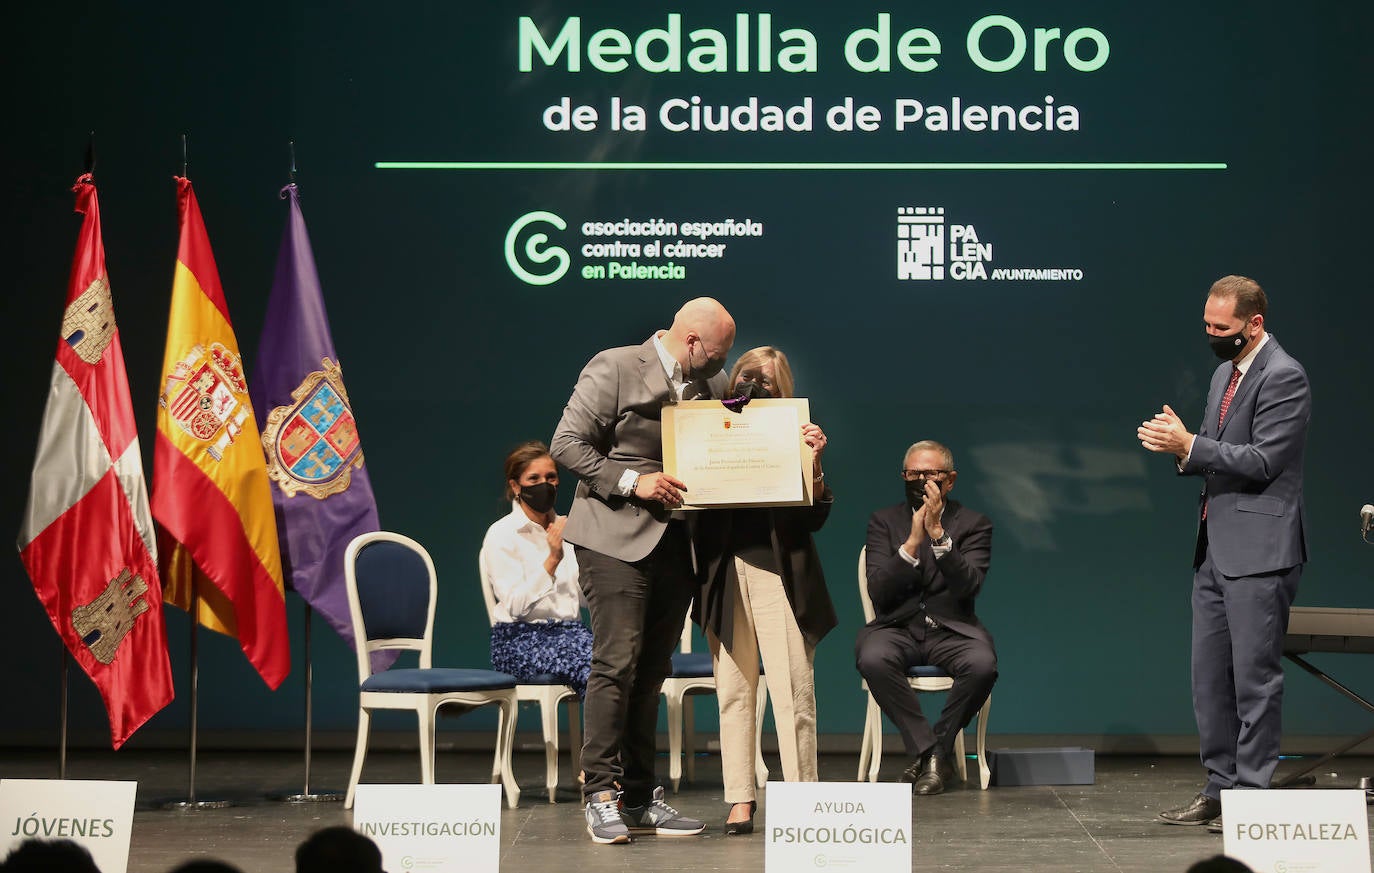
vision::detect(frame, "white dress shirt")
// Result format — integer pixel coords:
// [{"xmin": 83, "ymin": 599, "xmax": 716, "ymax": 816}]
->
[
  {"xmin": 481, "ymin": 502, "xmax": 582, "ymax": 623},
  {"xmin": 615, "ymin": 331, "xmax": 698, "ymax": 496}
]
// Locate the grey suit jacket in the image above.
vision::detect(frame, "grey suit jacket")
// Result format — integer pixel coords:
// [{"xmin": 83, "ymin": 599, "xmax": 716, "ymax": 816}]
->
[
  {"xmin": 1182, "ymin": 336, "xmax": 1310, "ymax": 577},
  {"xmin": 551, "ymin": 335, "xmax": 727, "ymax": 563}
]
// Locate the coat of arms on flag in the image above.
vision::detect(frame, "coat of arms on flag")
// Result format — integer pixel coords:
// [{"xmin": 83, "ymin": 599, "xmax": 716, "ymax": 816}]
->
[
  {"xmin": 161, "ymin": 342, "xmax": 251, "ymax": 458},
  {"xmin": 261, "ymin": 357, "xmax": 365, "ymax": 499}
]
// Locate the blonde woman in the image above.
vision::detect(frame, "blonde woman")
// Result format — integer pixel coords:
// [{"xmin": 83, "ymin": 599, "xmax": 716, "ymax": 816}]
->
[{"xmin": 693, "ymin": 346, "xmax": 836, "ymax": 834}]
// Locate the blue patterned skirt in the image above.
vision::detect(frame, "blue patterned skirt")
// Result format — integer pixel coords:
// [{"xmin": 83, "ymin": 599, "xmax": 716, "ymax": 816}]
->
[{"xmin": 490, "ymin": 620, "xmax": 592, "ymax": 699}]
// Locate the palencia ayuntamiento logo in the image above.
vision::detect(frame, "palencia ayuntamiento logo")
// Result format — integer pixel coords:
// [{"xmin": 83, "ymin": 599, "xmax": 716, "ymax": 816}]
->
[{"xmin": 896, "ymin": 205, "xmax": 1083, "ymax": 282}]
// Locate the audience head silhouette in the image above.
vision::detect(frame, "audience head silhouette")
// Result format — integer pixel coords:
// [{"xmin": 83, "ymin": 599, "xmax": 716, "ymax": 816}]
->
[
  {"xmin": 166, "ymin": 862, "xmax": 245, "ymax": 873},
  {"xmin": 1, "ymin": 839, "xmax": 102, "ymax": 873},
  {"xmin": 295, "ymin": 826, "xmax": 385, "ymax": 873},
  {"xmin": 1186, "ymin": 856, "xmax": 1254, "ymax": 873}
]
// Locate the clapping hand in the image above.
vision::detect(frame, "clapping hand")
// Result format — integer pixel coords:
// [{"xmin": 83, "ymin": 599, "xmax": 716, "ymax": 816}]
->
[{"xmin": 1138, "ymin": 404, "xmax": 1194, "ymax": 459}]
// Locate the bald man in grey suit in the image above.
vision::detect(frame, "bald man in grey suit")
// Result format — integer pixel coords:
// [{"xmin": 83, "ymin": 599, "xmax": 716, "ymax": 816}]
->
[
  {"xmin": 553, "ymin": 298, "xmax": 736, "ymax": 844},
  {"xmin": 1139, "ymin": 275, "xmax": 1310, "ymax": 829}
]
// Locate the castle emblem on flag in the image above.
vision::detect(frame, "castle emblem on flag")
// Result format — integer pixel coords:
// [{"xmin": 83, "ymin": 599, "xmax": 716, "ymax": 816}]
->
[
  {"xmin": 261, "ymin": 358, "xmax": 365, "ymax": 499},
  {"xmin": 160, "ymin": 342, "xmax": 253, "ymax": 460},
  {"xmin": 71, "ymin": 569, "xmax": 152, "ymax": 665},
  {"xmin": 61, "ymin": 274, "xmax": 117, "ymax": 364}
]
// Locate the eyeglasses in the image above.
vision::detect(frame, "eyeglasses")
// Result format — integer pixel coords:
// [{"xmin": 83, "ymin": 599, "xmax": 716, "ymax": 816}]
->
[
  {"xmin": 899, "ymin": 469, "xmax": 951, "ymax": 481},
  {"xmin": 737, "ymin": 372, "xmax": 774, "ymax": 389}
]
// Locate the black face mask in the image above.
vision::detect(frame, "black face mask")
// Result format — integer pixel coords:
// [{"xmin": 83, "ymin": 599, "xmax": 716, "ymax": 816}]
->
[
  {"xmin": 731, "ymin": 380, "xmax": 772, "ymax": 401},
  {"xmin": 904, "ymin": 479, "xmax": 931, "ymax": 511},
  {"xmin": 688, "ymin": 341, "xmax": 725, "ymax": 381},
  {"xmin": 518, "ymin": 482, "xmax": 557, "ymax": 515},
  {"xmin": 1209, "ymin": 329, "xmax": 1248, "ymax": 361}
]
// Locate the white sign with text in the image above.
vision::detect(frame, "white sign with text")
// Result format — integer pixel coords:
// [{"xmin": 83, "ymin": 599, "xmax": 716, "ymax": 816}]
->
[
  {"xmin": 353, "ymin": 784, "xmax": 500, "ymax": 873},
  {"xmin": 0, "ymin": 779, "xmax": 136, "ymax": 873},
  {"xmin": 1221, "ymin": 788, "xmax": 1371, "ymax": 873},
  {"xmin": 765, "ymin": 781, "xmax": 912, "ymax": 873}
]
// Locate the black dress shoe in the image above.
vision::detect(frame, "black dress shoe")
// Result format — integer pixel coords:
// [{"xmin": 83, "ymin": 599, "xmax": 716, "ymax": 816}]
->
[
  {"xmin": 1158, "ymin": 793, "xmax": 1221, "ymax": 826},
  {"xmin": 1206, "ymin": 816, "xmax": 1224, "ymax": 834},
  {"xmin": 723, "ymin": 801, "xmax": 756, "ymax": 836},
  {"xmin": 899, "ymin": 759, "xmax": 924, "ymax": 784},
  {"xmin": 911, "ymin": 753, "xmax": 956, "ymax": 796}
]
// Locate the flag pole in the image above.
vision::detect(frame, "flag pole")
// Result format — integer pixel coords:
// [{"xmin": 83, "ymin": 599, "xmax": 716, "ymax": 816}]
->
[
  {"xmin": 59, "ymin": 645, "xmax": 69, "ymax": 779},
  {"xmin": 161, "ymin": 137, "xmax": 231, "ymax": 809},
  {"xmin": 57, "ymin": 133, "xmax": 93, "ymax": 782},
  {"xmin": 161, "ymin": 577, "xmax": 232, "ymax": 810},
  {"xmin": 270, "ymin": 601, "xmax": 343, "ymax": 802}
]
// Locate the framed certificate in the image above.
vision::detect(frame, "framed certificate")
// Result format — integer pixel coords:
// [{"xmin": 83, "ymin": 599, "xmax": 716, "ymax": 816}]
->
[{"xmin": 662, "ymin": 398, "xmax": 814, "ymax": 509}]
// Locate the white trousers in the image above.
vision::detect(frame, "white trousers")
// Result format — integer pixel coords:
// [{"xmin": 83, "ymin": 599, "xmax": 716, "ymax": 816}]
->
[{"xmin": 707, "ymin": 557, "xmax": 817, "ymax": 803}]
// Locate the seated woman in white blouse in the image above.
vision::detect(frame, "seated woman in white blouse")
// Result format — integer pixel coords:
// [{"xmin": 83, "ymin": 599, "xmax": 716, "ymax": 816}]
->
[{"xmin": 481, "ymin": 440, "xmax": 591, "ymax": 697}]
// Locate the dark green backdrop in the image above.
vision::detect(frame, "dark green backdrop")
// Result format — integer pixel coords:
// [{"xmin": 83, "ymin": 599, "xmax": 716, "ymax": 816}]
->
[{"xmin": 4, "ymin": 1, "xmax": 1372, "ymax": 747}]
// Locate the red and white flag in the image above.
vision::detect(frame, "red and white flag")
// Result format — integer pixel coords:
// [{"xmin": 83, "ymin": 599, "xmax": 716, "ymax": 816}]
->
[{"xmin": 18, "ymin": 174, "xmax": 174, "ymax": 748}]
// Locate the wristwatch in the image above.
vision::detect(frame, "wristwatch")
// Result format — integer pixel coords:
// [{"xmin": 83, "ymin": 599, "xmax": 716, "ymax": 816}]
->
[{"xmin": 931, "ymin": 534, "xmax": 952, "ymax": 548}]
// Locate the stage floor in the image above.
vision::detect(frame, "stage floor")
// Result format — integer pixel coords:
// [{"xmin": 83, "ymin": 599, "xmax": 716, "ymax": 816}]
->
[{"xmin": 3, "ymin": 747, "xmax": 1372, "ymax": 872}]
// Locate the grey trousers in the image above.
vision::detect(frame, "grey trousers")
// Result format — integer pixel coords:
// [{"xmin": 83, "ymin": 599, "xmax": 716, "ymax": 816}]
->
[{"xmin": 576, "ymin": 522, "xmax": 695, "ymax": 805}]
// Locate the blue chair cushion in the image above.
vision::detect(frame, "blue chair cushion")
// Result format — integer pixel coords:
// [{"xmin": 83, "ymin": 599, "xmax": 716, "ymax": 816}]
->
[
  {"xmin": 907, "ymin": 664, "xmax": 952, "ymax": 679},
  {"xmin": 362, "ymin": 668, "xmax": 517, "ymax": 693},
  {"xmin": 670, "ymin": 652, "xmax": 714, "ymax": 678}
]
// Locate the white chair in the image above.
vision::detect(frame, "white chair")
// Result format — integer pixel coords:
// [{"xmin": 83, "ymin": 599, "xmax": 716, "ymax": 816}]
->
[
  {"xmin": 478, "ymin": 549, "xmax": 582, "ymax": 803},
  {"xmin": 344, "ymin": 531, "xmax": 521, "ymax": 809},
  {"xmin": 662, "ymin": 615, "xmax": 769, "ymax": 792},
  {"xmin": 855, "ymin": 546, "xmax": 991, "ymax": 789}
]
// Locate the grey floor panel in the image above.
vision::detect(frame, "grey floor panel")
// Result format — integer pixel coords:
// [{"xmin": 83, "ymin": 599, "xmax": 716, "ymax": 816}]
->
[{"xmin": 1, "ymin": 748, "xmax": 1370, "ymax": 872}]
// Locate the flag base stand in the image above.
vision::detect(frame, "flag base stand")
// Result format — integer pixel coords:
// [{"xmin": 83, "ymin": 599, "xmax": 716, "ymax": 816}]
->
[
  {"xmin": 161, "ymin": 798, "xmax": 234, "ymax": 811},
  {"xmin": 267, "ymin": 789, "xmax": 344, "ymax": 803}
]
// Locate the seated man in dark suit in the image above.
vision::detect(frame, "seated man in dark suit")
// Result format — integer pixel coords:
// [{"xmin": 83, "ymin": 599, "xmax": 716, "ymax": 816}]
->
[{"xmin": 856, "ymin": 439, "xmax": 996, "ymax": 796}]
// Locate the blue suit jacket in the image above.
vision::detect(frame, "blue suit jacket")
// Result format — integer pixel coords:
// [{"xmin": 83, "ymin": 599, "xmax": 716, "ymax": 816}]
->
[{"xmin": 1182, "ymin": 336, "xmax": 1310, "ymax": 577}]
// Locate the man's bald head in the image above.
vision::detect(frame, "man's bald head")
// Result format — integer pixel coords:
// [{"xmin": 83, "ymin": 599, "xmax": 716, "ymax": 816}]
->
[{"xmin": 671, "ymin": 297, "xmax": 735, "ymax": 346}]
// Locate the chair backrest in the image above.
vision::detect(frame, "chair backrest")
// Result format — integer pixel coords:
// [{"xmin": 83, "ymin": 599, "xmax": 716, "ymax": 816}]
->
[
  {"xmin": 857, "ymin": 546, "xmax": 876, "ymax": 623},
  {"xmin": 344, "ymin": 531, "xmax": 439, "ymax": 680},
  {"xmin": 477, "ymin": 548, "xmax": 498, "ymax": 627}
]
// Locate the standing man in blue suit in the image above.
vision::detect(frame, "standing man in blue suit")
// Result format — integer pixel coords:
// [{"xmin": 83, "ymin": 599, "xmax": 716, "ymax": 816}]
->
[{"xmin": 1138, "ymin": 275, "xmax": 1310, "ymax": 827}]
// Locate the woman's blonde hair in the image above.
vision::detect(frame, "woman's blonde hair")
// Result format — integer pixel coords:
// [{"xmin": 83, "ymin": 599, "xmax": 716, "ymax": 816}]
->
[{"xmin": 727, "ymin": 346, "xmax": 795, "ymax": 399}]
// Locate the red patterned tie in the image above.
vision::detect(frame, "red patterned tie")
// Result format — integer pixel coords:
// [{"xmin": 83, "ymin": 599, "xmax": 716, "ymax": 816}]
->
[
  {"xmin": 1218, "ymin": 365, "xmax": 1242, "ymax": 429},
  {"xmin": 1202, "ymin": 366, "xmax": 1242, "ymax": 521}
]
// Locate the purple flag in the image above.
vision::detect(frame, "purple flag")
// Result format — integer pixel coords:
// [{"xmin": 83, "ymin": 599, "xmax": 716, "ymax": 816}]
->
[{"xmin": 252, "ymin": 183, "xmax": 380, "ymax": 655}]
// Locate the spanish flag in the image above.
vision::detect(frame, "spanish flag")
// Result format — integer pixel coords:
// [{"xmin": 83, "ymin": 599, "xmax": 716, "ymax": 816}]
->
[{"xmin": 151, "ymin": 177, "xmax": 288, "ymax": 689}]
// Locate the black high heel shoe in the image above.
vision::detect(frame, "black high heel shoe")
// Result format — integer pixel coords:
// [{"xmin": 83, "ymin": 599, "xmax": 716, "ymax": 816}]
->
[{"xmin": 723, "ymin": 801, "xmax": 756, "ymax": 836}]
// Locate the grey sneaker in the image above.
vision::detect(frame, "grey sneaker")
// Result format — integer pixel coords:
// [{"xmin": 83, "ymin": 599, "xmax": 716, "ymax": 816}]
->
[
  {"xmin": 584, "ymin": 790, "xmax": 632, "ymax": 844},
  {"xmin": 621, "ymin": 786, "xmax": 706, "ymax": 836}
]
